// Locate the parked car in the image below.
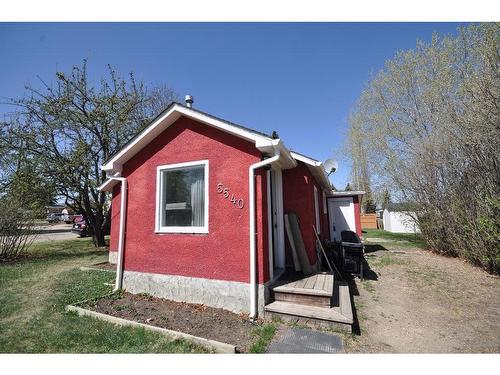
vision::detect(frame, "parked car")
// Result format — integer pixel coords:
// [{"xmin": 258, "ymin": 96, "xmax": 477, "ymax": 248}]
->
[
  {"xmin": 61, "ymin": 213, "xmax": 75, "ymax": 224},
  {"xmin": 46, "ymin": 213, "xmax": 63, "ymax": 223},
  {"xmin": 71, "ymin": 216, "xmax": 89, "ymax": 237},
  {"xmin": 72, "ymin": 214, "xmax": 83, "ymax": 223},
  {"xmin": 47, "ymin": 211, "xmax": 77, "ymax": 224}
]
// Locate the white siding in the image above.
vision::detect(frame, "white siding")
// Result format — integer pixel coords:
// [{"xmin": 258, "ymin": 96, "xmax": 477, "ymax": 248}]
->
[{"xmin": 383, "ymin": 209, "xmax": 420, "ymax": 233}]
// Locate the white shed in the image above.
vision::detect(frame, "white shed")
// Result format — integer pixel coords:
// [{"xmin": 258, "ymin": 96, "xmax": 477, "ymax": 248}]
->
[{"xmin": 382, "ymin": 203, "xmax": 420, "ymax": 234}]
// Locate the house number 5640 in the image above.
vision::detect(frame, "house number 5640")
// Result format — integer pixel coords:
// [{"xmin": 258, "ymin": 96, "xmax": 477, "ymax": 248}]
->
[{"xmin": 216, "ymin": 183, "xmax": 244, "ymax": 209}]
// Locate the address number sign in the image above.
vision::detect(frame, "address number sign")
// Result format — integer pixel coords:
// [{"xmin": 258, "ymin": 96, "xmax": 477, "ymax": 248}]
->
[{"xmin": 216, "ymin": 183, "xmax": 244, "ymax": 209}]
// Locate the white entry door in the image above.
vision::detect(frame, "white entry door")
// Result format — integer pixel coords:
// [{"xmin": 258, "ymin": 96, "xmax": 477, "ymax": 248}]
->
[{"xmin": 328, "ymin": 197, "xmax": 355, "ymax": 242}]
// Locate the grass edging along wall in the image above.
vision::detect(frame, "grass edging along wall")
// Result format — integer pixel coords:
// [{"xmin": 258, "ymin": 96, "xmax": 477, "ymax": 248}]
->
[
  {"xmin": 65, "ymin": 305, "xmax": 236, "ymax": 353},
  {"xmin": 79, "ymin": 266, "xmax": 115, "ymax": 273}
]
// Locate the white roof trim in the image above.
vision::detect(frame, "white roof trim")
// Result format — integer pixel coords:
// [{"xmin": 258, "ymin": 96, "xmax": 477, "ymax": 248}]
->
[
  {"xmin": 290, "ymin": 152, "xmax": 321, "ymax": 167},
  {"xmin": 102, "ymin": 103, "xmax": 276, "ymax": 172},
  {"xmin": 330, "ymin": 190, "xmax": 365, "ymax": 196},
  {"xmin": 290, "ymin": 151, "xmax": 331, "ymax": 190},
  {"xmin": 99, "ymin": 104, "xmax": 336, "ymax": 191},
  {"xmin": 99, "ymin": 178, "xmax": 118, "ymax": 192}
]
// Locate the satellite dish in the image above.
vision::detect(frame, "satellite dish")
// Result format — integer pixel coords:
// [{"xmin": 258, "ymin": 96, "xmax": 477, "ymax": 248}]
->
[{"xmin": 323, "ymin": 159, "xmax": 338, "ymax": 175}]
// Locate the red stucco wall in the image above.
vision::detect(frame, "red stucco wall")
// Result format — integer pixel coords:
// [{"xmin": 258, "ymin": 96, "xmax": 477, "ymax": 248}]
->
[
  {"xmin": 282, "ymin": 162, "xmax": 329, "ymax": 267},
  {"xmin": 353, "ymin": 195, "xmax": 362, "ymax": 237},
  {"xmin": 109, "ymin": 116, "xmax": 270, "ymax": 284}
]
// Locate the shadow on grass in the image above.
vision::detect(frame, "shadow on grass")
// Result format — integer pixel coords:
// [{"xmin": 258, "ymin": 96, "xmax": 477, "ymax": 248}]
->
[
  {"xmin": 364, "ymin": 244, "xmax": 388, "ymax": 254},
  {"xmin": 34, "ymin": 249, "xmax": 108, "ymax": 261},
  {"xmin": 0, "ymin": 249, "xmax": 108, "ymax": 267},
  {"xmin": 27, "ymin": 228, "xmax": 73, "ymax": 235},
  {"xmin": 341, "ymin": 255, "xmax": 381, "ymax": 336},
  {"xmin": 343, "ymin": 273, "xmax": 362, "ymax": 335},
  {"xmin": 1, "ymin": 238, "xmax": 108, "ymax": 267}
]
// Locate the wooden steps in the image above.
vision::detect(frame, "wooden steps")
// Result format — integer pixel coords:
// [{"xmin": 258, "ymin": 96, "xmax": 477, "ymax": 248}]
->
[
  {"xmin": 265, "ymin": 274, "xmax": 353, "ymax": 332},
  {"xmin": 273, "ymin": 273, "xmax": 333, "ymax": 307},
  {"xmin": 265, "ymin": 300, "xmax": 352, "ymax": 324}
]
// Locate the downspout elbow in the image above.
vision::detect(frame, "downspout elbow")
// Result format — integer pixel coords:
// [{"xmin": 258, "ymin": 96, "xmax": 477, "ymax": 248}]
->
[
  {"xmin": 248, "ymin": 152, "xmax": 280, "ymax": 321},
  {"xmin": 106, "ymin": 175, "xmax": 128, "ymax": 292}
]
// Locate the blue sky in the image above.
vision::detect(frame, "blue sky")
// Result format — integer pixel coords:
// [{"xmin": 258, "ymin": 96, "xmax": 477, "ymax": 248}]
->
[{"xmin": 0, "ymin": 22, "xmax": 464, "ymax": 188}]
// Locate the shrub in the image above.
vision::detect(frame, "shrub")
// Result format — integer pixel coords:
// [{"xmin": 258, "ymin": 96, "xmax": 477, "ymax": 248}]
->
[{"xmin": 0, "ymin": 199, "xmax": 36, "ymax": 260}]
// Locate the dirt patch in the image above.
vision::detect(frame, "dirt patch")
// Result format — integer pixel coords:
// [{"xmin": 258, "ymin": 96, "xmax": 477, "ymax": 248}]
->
[
  {"xmin": 347, "ymin": 248, "xmax": 500, "ymax": 353},
  {"xmin": 84, "ymin": 292, "xmax": 257, "ymax": 352},
  {"xmin": 0, "ymin": 255, "xmax": 32, "ymax": 265}
]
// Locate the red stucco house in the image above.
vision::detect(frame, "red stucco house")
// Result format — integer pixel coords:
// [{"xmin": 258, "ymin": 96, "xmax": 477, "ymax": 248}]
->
[{"xmin": 99, "ymin": 99, "xmax": 361, "ymax": 320}]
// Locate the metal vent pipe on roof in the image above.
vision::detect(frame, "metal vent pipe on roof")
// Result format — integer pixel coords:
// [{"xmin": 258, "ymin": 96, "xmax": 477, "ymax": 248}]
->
[{"xmin": 185, "ymin": 95, "xmax": 194, "ymax": 108}]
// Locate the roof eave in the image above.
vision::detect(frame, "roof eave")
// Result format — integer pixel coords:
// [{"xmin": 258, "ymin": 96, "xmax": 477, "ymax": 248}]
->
[
  {"xmin": 102, "ymin": 103, "xmax": 274, "ymax": 173},
  {"xmin": 289, "ymin": 151, "xmax": 331, "ymax": 190},
  {"xmin": 99, "ymin": 178, "xmax": 118, "ymax": 192},
  {"xmin": 328, "ymin": 190, "xmax": 366, "ymax": 198}
]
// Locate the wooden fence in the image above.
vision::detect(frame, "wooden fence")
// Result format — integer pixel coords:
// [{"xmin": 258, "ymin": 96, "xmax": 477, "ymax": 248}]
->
[{"xmin": 360, "ymin": 213, "xmax": 378, "ymax": 229}]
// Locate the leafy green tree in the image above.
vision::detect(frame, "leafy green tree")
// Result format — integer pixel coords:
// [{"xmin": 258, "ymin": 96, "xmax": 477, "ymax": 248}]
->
[{"xmin": 3, "ymin": 60, "xmax": 178, "ymax": 246}]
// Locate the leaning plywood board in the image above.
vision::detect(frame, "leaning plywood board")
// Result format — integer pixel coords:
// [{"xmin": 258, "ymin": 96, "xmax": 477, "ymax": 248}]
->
[
  {"xmin": 284, "ymin": 214, "xmax": 301, "ymax": 271},
  {"xmin": 285, "ymin": 213, "xmax": 312, "ymax": 275}
]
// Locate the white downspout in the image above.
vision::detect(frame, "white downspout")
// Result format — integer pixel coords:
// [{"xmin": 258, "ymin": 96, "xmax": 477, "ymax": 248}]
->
[
  {"xmin": 107, "ymin": 175, "xmax": 128, "ymax": 291},
  {"xmin": 249, "ymin": 153, "xmax": 280, "ymax": 321}
]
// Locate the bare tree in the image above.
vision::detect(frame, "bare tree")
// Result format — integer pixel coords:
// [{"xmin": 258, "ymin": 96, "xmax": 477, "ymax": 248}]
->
[
  {"xmin": 347, "ymin": 24, "xmax": 500, "ymax": 273},
  {"xmin": 348, "ymin": 113, "xmax": 377, "ymax": 212},
  {"xmin": 3, "ymin": 61, "xmax": 179, "ymax": 246}
]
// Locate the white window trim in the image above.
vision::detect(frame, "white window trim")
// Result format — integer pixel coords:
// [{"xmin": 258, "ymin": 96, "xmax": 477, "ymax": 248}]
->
[
  {"xmin": 322, "ymin": 191, "xmax": 327, "ymax": 214},
  {"xmin": 314, "ymin": 185, "xmax": 320, "ymax": 234},
  {"xmin": 155, "ymin": 160, "xmax": 209, "ymax": 234}
]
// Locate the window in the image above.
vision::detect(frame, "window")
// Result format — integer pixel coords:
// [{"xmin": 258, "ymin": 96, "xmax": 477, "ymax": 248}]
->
[
  {"xmin": 156, "ymin": 160, "xmax": 209, "ymax": 233},
  {"xmin": 314, "ymin": 186, "xmax": 320, "ymax": 234}
]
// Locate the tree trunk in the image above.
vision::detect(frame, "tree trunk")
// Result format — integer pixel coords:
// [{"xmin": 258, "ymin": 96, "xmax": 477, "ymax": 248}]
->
[
  {"xmin": 92, "ymin": 226, "xmax": 106, "ymax": 247},
  {"xmin": 90, "ymin": 209, "xmax": 107, "ymax": 247}
]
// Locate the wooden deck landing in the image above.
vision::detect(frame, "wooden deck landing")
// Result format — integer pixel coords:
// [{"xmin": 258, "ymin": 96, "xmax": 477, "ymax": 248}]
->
[
  {"xmin": 265, "ymin": 272, "xmax": 353, "ymax": 331},
  {"xmin": 273, "ymin": 272, "xmax": 333, "ymax": 297}
]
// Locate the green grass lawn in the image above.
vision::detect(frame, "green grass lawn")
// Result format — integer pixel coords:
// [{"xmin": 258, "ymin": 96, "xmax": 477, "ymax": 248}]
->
[
  {"xmin": 249, "ymin": 324, "xmax": 276, "ymax": 353},
  {"xmin": 363, "ymin": 229, "xmax": 426, "ymax": 249},
  {"xmin": 0, "ymin": 239, "xmax": 206, "ymax": 353}
]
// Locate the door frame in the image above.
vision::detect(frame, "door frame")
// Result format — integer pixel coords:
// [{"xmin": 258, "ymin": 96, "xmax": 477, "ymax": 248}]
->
[
  {"xmin": 327, "ymin": 197, "xmax": 354, "ymax": 242},
  {"xmin": 266, "ymin": 168, "xmax": 285, "ymax": 281}
]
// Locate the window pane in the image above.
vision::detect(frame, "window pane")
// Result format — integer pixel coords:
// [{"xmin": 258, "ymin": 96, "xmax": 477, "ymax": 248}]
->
[{"xmin": 161, "ymin": 165, "xmax": 205, "ymax": 227}]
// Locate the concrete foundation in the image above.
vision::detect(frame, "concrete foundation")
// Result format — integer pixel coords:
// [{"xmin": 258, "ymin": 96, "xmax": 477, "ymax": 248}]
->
[
  {"xmin": 108, "ymin": 251, "xmax": 117, "ymax": 264},
  {"xmin": 122, "ymin": 270, "xmax": 270, "ymax": 314}
]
